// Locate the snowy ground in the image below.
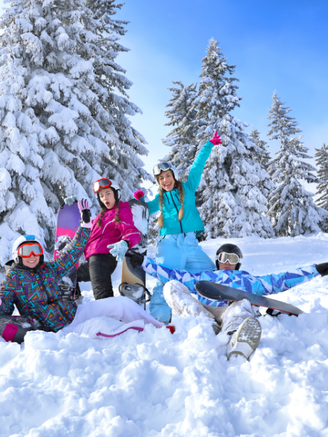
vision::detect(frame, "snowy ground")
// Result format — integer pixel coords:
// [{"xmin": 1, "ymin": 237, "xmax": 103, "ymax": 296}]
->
[{"xmin": 1, "ymin": 234, "xmax": 328, "ymax": 437}]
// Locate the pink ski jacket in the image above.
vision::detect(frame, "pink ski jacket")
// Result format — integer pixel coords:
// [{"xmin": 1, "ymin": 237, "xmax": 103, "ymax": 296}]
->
[{"xmin": 84, "ymin": 201, "xmax": 141, "ymax": 260}]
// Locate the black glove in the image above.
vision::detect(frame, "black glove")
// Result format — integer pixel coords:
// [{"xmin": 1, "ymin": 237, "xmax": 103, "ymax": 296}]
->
[
  {"xmin": 78, "ymin": 199, "xmax": 92, "ymax": 228},
  {"xmin": 315, "ymin": 263, "xmax": 328, "ymax": 276},
  {"xmin": 125, "ymin": 250, "xmax": 144, "ymax": 268}
]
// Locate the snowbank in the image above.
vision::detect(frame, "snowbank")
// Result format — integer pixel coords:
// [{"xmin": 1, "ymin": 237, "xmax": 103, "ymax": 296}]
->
[{"xmin": 1, "ymin": 234, "xmax": 328, "ymax": 436}]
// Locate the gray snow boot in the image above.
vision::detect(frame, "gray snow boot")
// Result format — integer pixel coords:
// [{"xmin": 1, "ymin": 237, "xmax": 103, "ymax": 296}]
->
[{"xmin": 226, "ymin": 317, "xmax": 262, "ymax": 361}]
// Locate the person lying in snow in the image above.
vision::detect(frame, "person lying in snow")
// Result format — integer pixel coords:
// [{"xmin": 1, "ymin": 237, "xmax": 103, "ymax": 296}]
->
[
  {"xmin": 126, "ymin": 243, "xmax": 328, "ymax": 360},
  {"xmin": 0, "ymin": 200, "xmax": 163, "ymax": 344}
]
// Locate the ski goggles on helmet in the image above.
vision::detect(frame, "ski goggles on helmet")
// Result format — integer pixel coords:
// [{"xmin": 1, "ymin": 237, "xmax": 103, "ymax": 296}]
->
[
  {"xmin": 217, "ymin": 252, "xmax": 240, "ymax": 265},
  {"xmin": 153, "ymin": 162, "xmax": 171, "ymax": 176},
  {"xmin": 93, "ymin": 178, "xmax": 112, "ymax": 193},
  {"xmin": 18, "ymin": 242, "xmax": 43, "ymax": 258}
]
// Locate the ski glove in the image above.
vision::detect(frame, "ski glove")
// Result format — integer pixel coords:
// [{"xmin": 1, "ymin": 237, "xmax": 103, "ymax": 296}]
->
[
  {"xmin": 134, "ymin": 190, "xmax": 145, "ymax": 202},
  {"xmin": 125, "ymin": 250, "xmax": 144, "ymax": 268},
  {"xmin": 315, "ymin": 262, "xmax": 328, "ymax": 276},
  {"xmin": 78, "ymin": 199, "xmax": 92, "ymax": 229},
  {"xmin": 108, "ymin": 240, "xmax": 129, "ymax": 262},
  {"xmin": 64, "ymin": 195, "xmax": 78, "ymax": 206},
  {"xmin": 209, "ymin": 131, "xmax": 222, "ymax": 146}
]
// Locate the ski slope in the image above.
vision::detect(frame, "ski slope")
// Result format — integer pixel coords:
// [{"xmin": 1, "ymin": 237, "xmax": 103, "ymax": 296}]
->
[{"xmin": 1, "ymin": 233, "xmax": 328, "ymax": 436}]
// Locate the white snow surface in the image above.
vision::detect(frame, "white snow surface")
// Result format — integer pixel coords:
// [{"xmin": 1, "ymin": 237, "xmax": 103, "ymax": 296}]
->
[{"xmin": 2, "ymin": 234, "xmax": 328, "ymax": 436}]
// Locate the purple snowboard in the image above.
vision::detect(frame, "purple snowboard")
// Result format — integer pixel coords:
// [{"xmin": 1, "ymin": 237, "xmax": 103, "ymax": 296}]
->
[{"xmin": 54, "ymin": 202, "xmax": 82, "ymax": 302}]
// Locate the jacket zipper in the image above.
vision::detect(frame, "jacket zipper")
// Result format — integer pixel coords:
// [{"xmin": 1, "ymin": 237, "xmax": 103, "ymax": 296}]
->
[{"xmin": 169, "ymin": 191, "xmax": 183, "ymax": 233}]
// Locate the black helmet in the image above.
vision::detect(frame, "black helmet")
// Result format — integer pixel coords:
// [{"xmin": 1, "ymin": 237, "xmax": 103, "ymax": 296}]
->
[{"xmin": 216, "ymin": 243, "xmax": 243, "ymax": 270}]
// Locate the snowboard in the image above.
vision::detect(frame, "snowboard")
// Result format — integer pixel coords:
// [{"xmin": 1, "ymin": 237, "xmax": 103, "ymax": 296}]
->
[
  {"xmin": 119, "ymin": 199, "xmax": 150, "ymax": 309},
  {"xmin": 195, "ymin": 281, "xmax": 304, "ymax": 316},
  {"xmin": 54, "ymin": 202, "xmax": 83, "ymax": 304}
]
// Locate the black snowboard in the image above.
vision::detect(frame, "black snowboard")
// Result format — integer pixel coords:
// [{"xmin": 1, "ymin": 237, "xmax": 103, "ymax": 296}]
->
[
  {"xmin": 195, "ymin": 281, "xmax": 303, "ymax": 316},
  {"xmin": 119, "ymin": 199, "xmax": 150, "ymax": 308}
]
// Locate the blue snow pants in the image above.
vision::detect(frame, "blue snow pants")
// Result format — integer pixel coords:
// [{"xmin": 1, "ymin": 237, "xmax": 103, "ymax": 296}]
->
[{"xmin": 149, "ymin": 232, "xmax": 216, "ymax": 324}]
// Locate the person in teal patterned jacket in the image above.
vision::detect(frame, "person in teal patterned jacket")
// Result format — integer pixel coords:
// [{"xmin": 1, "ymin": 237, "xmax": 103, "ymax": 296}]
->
[
  {"xmin": 133, "ymin": 132, "xmax": 222, "ymax": 324},
  {"xmin": 126, "ymin": 244, "xmax": 328, "ymax": 360},
  {"xmin": 0, "ymin": 200, "xmax": 163, "ymax": 343}
]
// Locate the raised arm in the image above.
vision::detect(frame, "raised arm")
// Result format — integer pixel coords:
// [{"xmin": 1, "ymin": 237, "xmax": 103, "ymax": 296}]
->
[
  {"xmin": 134, "ymin": 191, "xmax": 160, "ymax": 215},
  {"xmin": 185, "ymin": 132, "xmax": 221, "ymax": 192},
  {"xmin": 53, "ymin": 226, "xmax": 91, "ymax": 280}
]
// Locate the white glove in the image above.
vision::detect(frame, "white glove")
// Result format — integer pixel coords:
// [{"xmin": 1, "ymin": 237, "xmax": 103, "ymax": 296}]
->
[
  {"xmin": 64, "ymin": 195, "xmax": 77, "ymax": 206},
  {"xmin": 107, "ymin": 240, "xmax": 129, "ymax": 262}
]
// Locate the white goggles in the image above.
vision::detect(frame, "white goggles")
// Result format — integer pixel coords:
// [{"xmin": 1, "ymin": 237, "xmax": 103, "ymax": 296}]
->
[
  {"xmin": 153, "ymin": 162, "xmax": 171, "ymax": 176},
  {"xmin": 217, "ymin": 252, "xmax": 240, "ymax": 265}
]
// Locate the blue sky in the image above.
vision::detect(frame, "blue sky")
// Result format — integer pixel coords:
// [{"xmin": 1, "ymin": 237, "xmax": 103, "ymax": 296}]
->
[
  {"xmin": 115, "ymin": 0, "xmax": 328, "ymax": 186},
  {"xmin": 0, "ymin": 0, "xmax": 327, "ymax": 187}
]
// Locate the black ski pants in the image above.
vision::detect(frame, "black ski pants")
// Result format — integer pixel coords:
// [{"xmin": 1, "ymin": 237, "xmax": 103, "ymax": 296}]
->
[{"xmin": 77, "ymin": 253, "xmax": 118, "ymax": 300}]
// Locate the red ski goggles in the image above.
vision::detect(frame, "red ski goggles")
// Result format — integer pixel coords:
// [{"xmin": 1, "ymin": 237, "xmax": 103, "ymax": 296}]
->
[
  {"xmin": 217, "ymin": 252, "xmax": 240, "ymax": 265},
  {"xmin": 18, "ymin": 242, "xmax": 43, "ymax": 258},
  {"xmin": 93, "ymin": 178, "xmax": 112, "ymax": 193}
]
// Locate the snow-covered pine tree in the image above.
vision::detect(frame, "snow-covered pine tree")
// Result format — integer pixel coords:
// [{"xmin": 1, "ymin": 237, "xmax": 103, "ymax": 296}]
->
[
  {"xmin": 193, "ymin": 38, "xmax": 273, "ymax": 239},
  {"xmin": 315, "ymin": 143, "xmax": 328, "ymax": 212},
  {"xmin": 161, "ymin": 81, "xmax": 198, "ymax": 181},
  {"xmin": 250, "ymin": 128, "xmax": 271, "ymax": 171},
  {"xmin": 267, "ymin": 92, "xmax": 328, "ymax": 236},
  {"xmin": 0, "ymin": 0, "xmax": 150, "ymax": 267}
]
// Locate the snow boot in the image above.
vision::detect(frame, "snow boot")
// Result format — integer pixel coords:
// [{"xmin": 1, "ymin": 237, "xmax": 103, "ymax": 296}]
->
[{"xmin": 226, "ymin": 317, "xmax": 262, "ymax": 361}]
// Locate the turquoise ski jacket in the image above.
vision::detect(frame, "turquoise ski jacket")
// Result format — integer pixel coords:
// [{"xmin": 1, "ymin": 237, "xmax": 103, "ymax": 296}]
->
[{"xmin": 147, "ymin": 141, "xmax": 214, "ymax": 236}]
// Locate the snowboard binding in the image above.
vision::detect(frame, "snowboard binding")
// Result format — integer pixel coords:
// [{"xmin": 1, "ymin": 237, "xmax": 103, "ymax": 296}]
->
[{"xmin": 118, "ymin": 282, "xmax": 151, "ymax": 309}]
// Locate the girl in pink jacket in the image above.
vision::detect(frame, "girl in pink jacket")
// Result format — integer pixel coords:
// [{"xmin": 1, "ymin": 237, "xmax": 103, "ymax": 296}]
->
[{"xmin": 78, "ymin": 178, "xmax": 141, "ymax": 300}]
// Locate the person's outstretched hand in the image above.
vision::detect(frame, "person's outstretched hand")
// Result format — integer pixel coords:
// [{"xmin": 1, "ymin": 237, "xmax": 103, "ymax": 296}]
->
[
  {"xmin": 64, "ymin": 195, "xmax": 77, "ymax": 206},
  {"xmin": 209, "ymin": 131, "xmax": 222, "ymax": 146},
  {"xmin": 134, "ymin": 190, "xmax": 145, "ymax": 201},
  {"xmin": 316, "ymin": 262, "xmax": 328, "ymax": 276},
  {"xmin": 108, "ymin": 240, "xmax": 129, "ymax": 262}
]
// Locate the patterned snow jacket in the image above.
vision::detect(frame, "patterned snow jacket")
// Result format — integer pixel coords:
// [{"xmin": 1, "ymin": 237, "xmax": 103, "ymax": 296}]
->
[
  {"xmin": 0, "ymin": 227, "xmax": 90, "ymax": 332},
  {"xmin": 145, "ymin": 141, "xmax": 214, "ymax": 236},
  {"xmin": 84, "ymin": 201, "xmax": 141, "ymax": 261},
  {"xmin": 141, "ymin": 256, "xmax": 320, "ymax": 307}
]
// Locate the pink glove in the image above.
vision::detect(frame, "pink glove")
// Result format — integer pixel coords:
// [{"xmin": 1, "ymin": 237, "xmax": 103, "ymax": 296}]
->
[
  {"xmin": 209, "ymin": 131, "xmax": 222, "ymax": 146},
  {"xmin": 78, "ymin": 198, "xmax": 89, "ymax": 211},
  {"xmin": 134, "ymin": 190, "xmax": 145, "ymax": 201}
]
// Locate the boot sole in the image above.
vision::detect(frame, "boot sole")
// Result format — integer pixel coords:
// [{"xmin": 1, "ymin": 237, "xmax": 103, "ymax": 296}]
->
[{"xmin": 227, "ymin": 317, "xmax": 262, "ymax": 360}]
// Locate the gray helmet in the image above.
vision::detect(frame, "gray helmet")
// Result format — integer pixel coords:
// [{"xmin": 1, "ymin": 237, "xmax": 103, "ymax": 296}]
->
[{"xmin": 153, "ymin": 162, "xmax": 179, "ymax": 185}]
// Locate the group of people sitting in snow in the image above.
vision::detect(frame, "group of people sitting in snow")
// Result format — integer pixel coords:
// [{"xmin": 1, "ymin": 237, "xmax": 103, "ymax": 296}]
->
[{"xmin": 1, "ymin": 131, "xmax": 328, "ymax": 360}]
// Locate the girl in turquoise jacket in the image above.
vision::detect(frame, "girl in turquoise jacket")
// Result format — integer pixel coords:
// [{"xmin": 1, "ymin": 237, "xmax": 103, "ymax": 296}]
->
[{"xmin": 134, "ymin": 132, "xmax": 222, "ymax": 323}]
